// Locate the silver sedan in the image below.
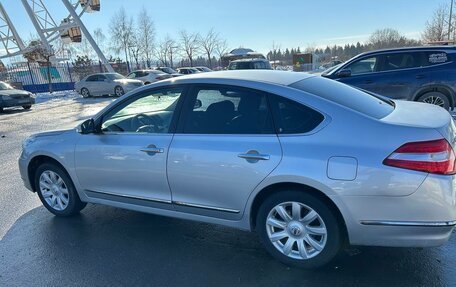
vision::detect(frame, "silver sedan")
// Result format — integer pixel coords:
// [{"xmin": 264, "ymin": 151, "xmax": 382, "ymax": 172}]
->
[
  {"xmin": 75, "ymin": 73, "xmax": 143, "ymax": 97},
  {"xmin": 19, "ymin": 70, "xmax": 456, "ymax": 268}
]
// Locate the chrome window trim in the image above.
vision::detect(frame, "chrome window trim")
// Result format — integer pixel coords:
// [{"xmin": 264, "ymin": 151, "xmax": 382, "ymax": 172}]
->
[{"xmin": 360, "ymin": 220, "xmax": 456, "ymax": 227}]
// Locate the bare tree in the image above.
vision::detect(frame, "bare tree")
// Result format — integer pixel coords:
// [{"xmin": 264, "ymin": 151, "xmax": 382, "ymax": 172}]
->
[
  {"xmin": 93, "ymin": 28, "xmax": 107, "ymax": 56},
  {"xmin": 109, "ymin": 7, "xmax": 133, "ymax": 63},
  {"xmin": 129, "ymin": 33, "xmax": 142, "ymax": 69},
  {"xmin": 368, "ymin": 28, "xmax": 420, "ymax": 49},
  {"xmin": 137, "ymin": 8, "xmax": 156, "ymax": 67},
  {"xmin": 179, "ymin": 30, "xmax": 200, "ymax": 67},
  {"xmin": 199, "ymin": 28, "xmax": 220, "ymax": 68},
  {"xmin": 215, "ymin": 39, "xmax": 229, "ymax": 67},
  {"xmin": 154, "ymin": 35, "xmax": 177, "ymax": 67},
  {"xmin": 23, "ymin": 41, "xmax": 54, "ymax": 92},
  {"xmin": 422, "ymin": 4, "xmax": 454, "ymax": 42}
]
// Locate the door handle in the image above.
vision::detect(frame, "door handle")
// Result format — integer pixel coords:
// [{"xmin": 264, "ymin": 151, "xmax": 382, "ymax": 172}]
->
[
  {"xmin": 364, "ymin": 79, "xmax": 373, "ymax": 84},
  {"xmin": 238, "ymin": 152, "xmax": 270, "ymax": 161},
  {"xmin": 140, "ymin": 145, "xmax": 164, "ymax": 154}
]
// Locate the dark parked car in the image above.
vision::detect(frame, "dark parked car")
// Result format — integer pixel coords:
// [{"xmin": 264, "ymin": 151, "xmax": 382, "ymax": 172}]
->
[
  {"xmin": 228, "ymin": 58, "xmax": 272, "ymax": 70},
  {"xmin": 154, "ymin": 67, "xmax": 181, "ymax": 77},
  {"xmin": 0, "ymin": 81, "xmax": 34, "ymax": 112},
  {"xmin": 322, "ymin": 46, "xmax": 456, "ymax": 110},
  {"xmin": 176, "ymin": 67, "xmax": 201, "ymax": 75},
  {"xmin": 195, "ymin": 66, "xmax": 213, "ymax": 72}
]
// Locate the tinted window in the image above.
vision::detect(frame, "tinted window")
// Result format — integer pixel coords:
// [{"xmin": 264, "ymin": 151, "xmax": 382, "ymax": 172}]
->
[
  {"xmin": 86, "ymin": 75, "xmax": 97, "ymax": 81},
  {"xmin": 269, "ymin": 95, "xmax": 324, "ymax": 134},
  {"xmin": 183, "ymin": 86, "xmax": 274, "ymax": 134},
  {"xmin": 381, "ymin": 52, "xmax": 423, "ymax": 71},
  {"xmin": 101, "ymin": 87, "xmax": 183, "ymax": 133},
  {"xmin": 127, "ymin": 72, "xmax": 136, "ymax": 79},
  {"xmin": 346, "ymin": 56, "xmax": 378, "ymax": 75},
  {"xmin": 97, "ymin": 75, "xmax": 107, "ymax": 81},
  {"xmin": 290, "ymin": 77, "xmax": 394, "ymax": 119}
]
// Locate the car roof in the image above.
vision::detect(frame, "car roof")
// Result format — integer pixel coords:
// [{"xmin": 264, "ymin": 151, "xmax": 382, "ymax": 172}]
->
[
  {"xmin": 170, "ymin": 70, "xmax": 313, "ymax": 86},
  {"xmin": 357, "ymin": 45, "xmax": 456, "ymax": 58},
  {"xmin": 231, "ymin": 58, "xmax": 268, "ymax": 63}
]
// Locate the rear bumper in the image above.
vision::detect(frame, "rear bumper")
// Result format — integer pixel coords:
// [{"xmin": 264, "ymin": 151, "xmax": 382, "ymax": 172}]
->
[
  {"xmin": 337, "ymin": 174, "xmax": 456, "ymax": 247},
  {"xmin": 0, "ymin": 97, "xmax": 35, "ymax": 108}
]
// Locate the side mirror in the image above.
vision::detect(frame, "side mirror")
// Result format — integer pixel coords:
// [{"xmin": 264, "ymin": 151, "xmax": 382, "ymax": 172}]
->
[
  {"xmin": 336, "ymin": 69, "xmax": 351, "ymax": 78},
  {"xmin": 194, "ymin": 99, "xmax": 202, "ymax": 109},
  {"xmin": 78, "ymin": 118, "xmax": 97, "ymax": 134}
]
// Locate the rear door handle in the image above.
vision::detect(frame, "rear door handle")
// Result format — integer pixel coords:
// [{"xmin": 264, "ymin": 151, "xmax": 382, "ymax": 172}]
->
[
  {"xmin": 140, "ymin": 144, "xmax": 164, "ymax": 154},
  {"xmin": 238, "ymin": 153, "xmax": 270, "ymax": 161}
]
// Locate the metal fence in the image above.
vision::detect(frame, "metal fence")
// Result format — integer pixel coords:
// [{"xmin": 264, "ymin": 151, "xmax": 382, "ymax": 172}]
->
[{"xmin": 0, "ymin": 61, "xmax": 130, "ymax": 94}]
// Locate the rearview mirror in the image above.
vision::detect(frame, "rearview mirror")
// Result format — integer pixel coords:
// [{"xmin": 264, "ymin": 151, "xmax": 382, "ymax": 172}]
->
[
  {"xmin": 78, "ymin": 118, "xmax": 97, "ymax": 134},
  {"xmin": 194, "ymin": 99, "xmax": 202, "ymax": 109},
  {"xmin": 336, "ymin": 69, "xmax": 351, "ymax": 78}
]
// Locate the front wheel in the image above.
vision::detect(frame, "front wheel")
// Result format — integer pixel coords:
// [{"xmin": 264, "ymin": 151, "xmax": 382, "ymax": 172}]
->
[
  {"xmin": 35, "ymin": 163, "xmax": 87, "ymax": 216},
  {"xmin": 114, "ymin": 86, "xmax": 125, "ymax": 97},
  {"xmin": 256, "ymin": 191, "xmax": 342, "ymax": 269},
  {"xmin": 80, "ymin": 87, "xmax": 90, "ymax": 98},
  {"xmin": 417, "ymin": 92, "xmax": 450, "ymax": 110}
]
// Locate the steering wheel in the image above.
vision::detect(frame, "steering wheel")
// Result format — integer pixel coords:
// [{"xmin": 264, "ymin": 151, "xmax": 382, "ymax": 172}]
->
[{"xmin": 131, "ymin": 113, "xmax": 164, "ymax": 133}]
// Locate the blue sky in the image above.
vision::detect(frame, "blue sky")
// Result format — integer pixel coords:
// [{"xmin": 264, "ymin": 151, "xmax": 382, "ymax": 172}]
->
[{"xmin": 1, "ymin": 0, "xmax": 447, "ymax": 55}]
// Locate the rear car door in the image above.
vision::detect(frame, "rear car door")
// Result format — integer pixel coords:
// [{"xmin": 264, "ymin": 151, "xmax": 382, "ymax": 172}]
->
[
  {"xmin": 336, "ymin": 55, "xmax": 383, "ymax": 94},
  {"xmin": 74, "ymin": 86, "xmax": 186, "ymax": 205},
  {"xmin": 167, "ymin": 84, "xmax": 282, "ymax": 219},
  {"xmin": 376, "ymin": 51, "xmax": 429, "ymax": 100}
]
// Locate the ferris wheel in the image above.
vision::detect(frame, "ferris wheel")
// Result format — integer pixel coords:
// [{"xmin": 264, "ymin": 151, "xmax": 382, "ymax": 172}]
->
[{"xmin": 0, "ymin": 0, "xmax": 113, "ymax": 72}]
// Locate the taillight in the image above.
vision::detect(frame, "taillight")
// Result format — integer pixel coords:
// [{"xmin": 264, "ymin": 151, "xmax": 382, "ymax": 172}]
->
[{"xmin": 383, "ymin": 139, "xmax": 456, "ymax": 175}]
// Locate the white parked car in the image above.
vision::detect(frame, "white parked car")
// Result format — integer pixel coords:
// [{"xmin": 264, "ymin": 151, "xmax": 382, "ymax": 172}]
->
[
  {"xmin": 75, "ymin": 73, "xmax": 143, "ymax": 97},
  {"xmin": 127, "ymin": 70, "xmax": 172, "ymax": 85}
]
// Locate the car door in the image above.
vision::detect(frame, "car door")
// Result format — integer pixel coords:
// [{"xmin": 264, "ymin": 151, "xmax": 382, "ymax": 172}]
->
[
  {"xmin": 84, "ymin": 75, "xmax": 97, "ymax": 94},
  {"xmin": 335, "ymin": 55, "xmax": 383, "ymax": 94},
  {"xmin": 96, "ymin": 74, "xmax": 110, "ymax": 95},
  {"xmin": 376, "ymin": 51, "xmax": 429, "ymax": 100},
  {"xmin": 74, "ymin": 86, "xmax": 186, "ymax": 206},
  {"xmin": 167, "ymin": 84, "xmax": 282, "ymax": 220}
]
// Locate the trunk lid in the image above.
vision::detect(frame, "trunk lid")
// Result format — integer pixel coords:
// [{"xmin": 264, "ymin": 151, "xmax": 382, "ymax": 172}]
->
[{"xmin": 381, "ymin": 100, "xmax": 456, "ymax": 146}]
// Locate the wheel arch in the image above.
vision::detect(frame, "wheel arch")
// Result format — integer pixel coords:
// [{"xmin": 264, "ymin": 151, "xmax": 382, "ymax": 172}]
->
[
  {"xmin": 413, "ymin": 85, "xmax": 455, "ymax": 108},
  {"xmin": 249, "ymin": 182, "xmax": 349, "ymax": 244},
  {"xmin": 28, "ymin": 155, "xmax": 69, "ymax": 192}
]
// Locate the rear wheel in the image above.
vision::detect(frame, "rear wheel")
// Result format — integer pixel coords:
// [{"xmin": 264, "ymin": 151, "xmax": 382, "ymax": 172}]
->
[
  {"xmin": 22, "ymin": 105, "xmax": 32, "ymax": 110},
  {"xmin": 418, "ymin": 92, "xmax": 450, "ymax": 110},
  {"xmin": 256, "ymin": 191, "xmax": 342, "ymax": 269},
  {"xmin": 114, "ymin": 86, "xmax": 124, "ymax": 97},
  {"xmin": 144, "ymin": 82, "xmax": 151, "ymax": 85},
  {"xmin": 81, "ymin": 87, "xmax": 90, "ymax": 98},
  {"xmin": 35, "ymin": 163, "xmax": 87, "ymax": 216}
]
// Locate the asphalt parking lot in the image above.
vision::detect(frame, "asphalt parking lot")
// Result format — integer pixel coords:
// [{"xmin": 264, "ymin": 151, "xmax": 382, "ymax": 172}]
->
[{"xmin": 1, "ymin": 96, "xmax": 455, "ymax": 287}]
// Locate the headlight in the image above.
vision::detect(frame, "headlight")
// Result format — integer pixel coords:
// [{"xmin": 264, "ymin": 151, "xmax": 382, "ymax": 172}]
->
[{"xmin": 22, "ymin": 136, "xmax": 36, "ymax": 150}]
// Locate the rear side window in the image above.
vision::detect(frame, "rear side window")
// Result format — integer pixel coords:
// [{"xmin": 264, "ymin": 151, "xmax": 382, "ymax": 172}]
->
[
  {"xmin": 290, "ymin": 77, "xmax": 394, "ymax": 119},
  {"xmin": 269, "ymin": 94, "xmax": 324, "ymax": 134},
  {"xmin": 381, "ymin": 52, "xmax": 423, "ymax": 71},
  {"xmin": 425, "ymin": 51, "xmax": 450, "ymax": 66}
]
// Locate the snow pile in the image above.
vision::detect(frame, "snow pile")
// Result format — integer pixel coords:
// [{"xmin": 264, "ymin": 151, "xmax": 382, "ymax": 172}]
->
[{"xmin": 35, "ymin": 90, "xmax": 82, "ymax": 104}]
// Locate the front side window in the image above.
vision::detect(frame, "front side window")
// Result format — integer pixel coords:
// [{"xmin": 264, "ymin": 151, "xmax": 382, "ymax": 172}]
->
[
  {"xmin": 86, "ymin": 75, "xmax": 97, "ymax": 82},
  {"xmin": 127, "ymin": 72, "xmax": 136, "ymax": 79},
  {"xmin": 101, "ymin": 87, "xmax": 183, "ymax": 133},
  {"xmin": 346, "ymin": 56, "xmax": 378, "ymax": 75},
  {"xmin": 97, "ymin": 75, "xmax": 107, "ymax": 81},
  {"xmin": 105, "ymin": 73, "xmax": 125, "ymax": 80},
  {"xmin": 269, "ymin": 95, "xmax": 324, "ymax": 134},
  {"xmin": 183, "ymin": 86, "xmax": 274, "ymax": 134}
]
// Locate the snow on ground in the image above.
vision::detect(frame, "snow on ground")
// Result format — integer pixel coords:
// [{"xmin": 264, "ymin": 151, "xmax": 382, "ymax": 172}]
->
[{"xmin": 34, "ymin": 90, "xmax": 82, "ymax": 104}]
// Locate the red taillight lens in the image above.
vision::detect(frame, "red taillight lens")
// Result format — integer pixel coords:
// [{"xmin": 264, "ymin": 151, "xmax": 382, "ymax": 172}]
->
[{"xmin": 383, "ymin": 139, "xmax": 456, "ymax": 175}]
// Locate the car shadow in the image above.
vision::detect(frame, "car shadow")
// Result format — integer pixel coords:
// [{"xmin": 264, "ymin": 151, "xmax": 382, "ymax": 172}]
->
[
  {"xmin": 0, "ymin": 205, "xmax": 453, "ymax": 286},
  {"xmin": 0, "ymin": 107, "xmax": 32, "ymax": 115}
]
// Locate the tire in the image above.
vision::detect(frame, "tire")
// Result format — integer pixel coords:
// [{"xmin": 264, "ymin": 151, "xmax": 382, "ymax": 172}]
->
[
  {"xmin": 22, "ymin": 105, "xmax": 32, "ymax": 110},
  {"xmin": 114, "ymin": 86, "xmax": 124, "ymax": 97},
  {"xmin": 256, "ymin": 190, "xmax": 342, "ymax": 269},
  {"xmin": 34, "ymin": 163, "xmax": 87, "ymax": 216},
  {"xmin": 417, "ymin": 91, "xmax": 450, "ymax": 110},
  {"xmin": 81, "ymin": 87, "xmax": 90, "ymax": 98},
  {"xmin": 144, "ymin": 82, "xmax": 151, "ymax": 85}
]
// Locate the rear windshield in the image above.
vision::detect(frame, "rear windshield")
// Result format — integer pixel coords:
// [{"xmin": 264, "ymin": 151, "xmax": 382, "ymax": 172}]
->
[{"xmin": 290, "ymin": 77, "xmax": 394, "ymax": 119}]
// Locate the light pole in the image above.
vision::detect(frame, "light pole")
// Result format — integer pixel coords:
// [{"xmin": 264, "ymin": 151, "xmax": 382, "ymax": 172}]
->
[
  {"xmin": 169, "ymin": 46, "xmax": 178, "ymax": 68},
  {"xmin": 449, "ymin": 0, "xmax": 454, "ymax": 41}
]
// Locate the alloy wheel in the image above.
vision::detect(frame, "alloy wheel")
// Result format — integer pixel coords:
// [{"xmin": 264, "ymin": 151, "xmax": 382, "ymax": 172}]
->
[
  {"xmin": 266, "ymin": 201, "xmax": 327, "ymax": 260},
  {"xmin": 421, "ymin": 95, "xmax": 445, "ymax": 107},
  {"xmin": 39, "ymin": 170, "xmax": 69, "ymax": 211}
]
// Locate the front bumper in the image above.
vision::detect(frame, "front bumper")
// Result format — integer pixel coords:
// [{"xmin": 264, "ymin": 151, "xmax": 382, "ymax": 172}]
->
[
  {"xmin": 337, "ymin": 173, "xmax": 456, "ymax": 247},
  {"xmin": 18, "ymin": 151, "xmax": 33, "ymax": 191},
  {"xmin": 0, "ymin": 97, "xmax": 35, "ymax": 108}
]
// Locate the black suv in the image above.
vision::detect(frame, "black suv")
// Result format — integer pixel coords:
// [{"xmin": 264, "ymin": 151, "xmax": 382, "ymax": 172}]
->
[{"xmin": 322, "ymin": 46, "xmax": 456, "ymax": 110}]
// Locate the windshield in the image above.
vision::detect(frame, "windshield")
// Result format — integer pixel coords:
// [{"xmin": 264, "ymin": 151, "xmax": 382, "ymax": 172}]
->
[
  {"xmin": 105, "ymin": 73, "xmax": 125, "ymax": 80},
  {"xmin": 161, "ymin": 67, "xmax": 177, "ymax": 74},
  {"xmin": 0, "ymin": 82, "xmax": 14, "ymax": 90}
]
